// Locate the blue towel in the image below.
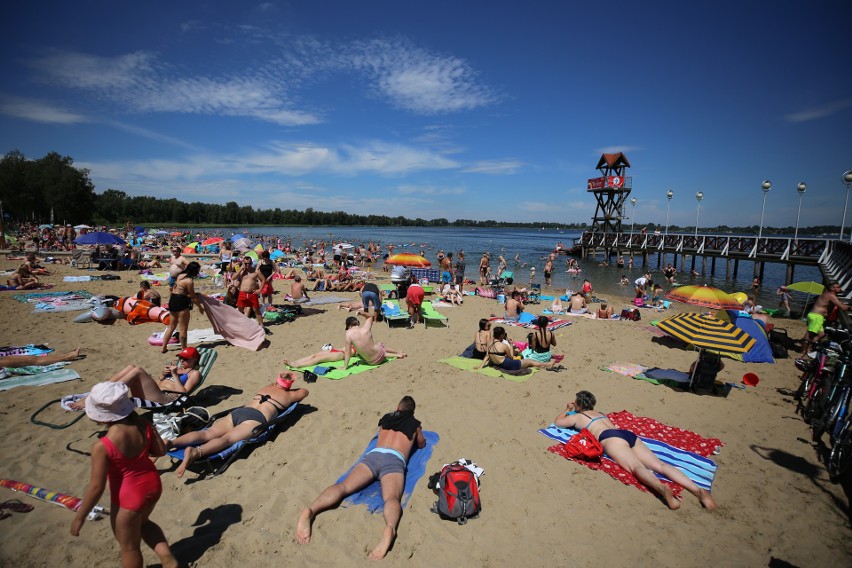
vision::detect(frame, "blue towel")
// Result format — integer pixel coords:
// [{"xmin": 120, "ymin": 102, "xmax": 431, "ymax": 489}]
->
[
  {"xmin": 539, "ymin": 425, "xmax": 718, "ymax": 491},
  {"xmin": 337, "ymin": 431, "xmax": 439, "ymax": 513}
]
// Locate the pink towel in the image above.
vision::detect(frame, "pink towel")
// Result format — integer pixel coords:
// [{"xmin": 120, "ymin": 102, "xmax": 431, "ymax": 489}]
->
[{"xmin": 198, "ymin": 295, "xmax": 267, "ymax": 351}]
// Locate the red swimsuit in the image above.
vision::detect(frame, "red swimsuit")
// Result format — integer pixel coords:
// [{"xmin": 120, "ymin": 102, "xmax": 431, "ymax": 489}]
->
[{"xmin": 101, "ymin": 424, "xmax": 162, "ymax": 511}]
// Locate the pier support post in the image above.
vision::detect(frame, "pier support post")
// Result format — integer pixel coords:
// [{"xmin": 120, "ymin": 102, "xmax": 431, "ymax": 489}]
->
[
  {"xmin": 759, "ymin": 261, "xmax": 766, "ymax": 283},
  {"xmin": 733, "ymin": 259, "xmax": 739, "ymax": 278},
  {"xmin": 725, "ymin": 258, "xmax": 731, "ymax": 280},
  {"xmin": 711, "ymin": 257, "xmax": 716, "ymax": 276},
  {"xmin": 702, "ymin": 256, "xmax": 707, "ymax": 275},
  {"xmin": 786, "ymin": 263, "xmax": 794, "ymax": 285}
]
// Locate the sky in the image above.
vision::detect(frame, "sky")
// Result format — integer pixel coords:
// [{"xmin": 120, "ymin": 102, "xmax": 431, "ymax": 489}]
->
[{"xmin": 2, "ymin": 1, "xmax": 851, "ymax": 228}]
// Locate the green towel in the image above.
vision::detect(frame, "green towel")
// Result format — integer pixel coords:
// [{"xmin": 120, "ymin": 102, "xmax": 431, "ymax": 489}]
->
[
  {"xmin": 0, "ymin": 368, "xmax": 81, "ymax": 391},
  {"xmin": 438, "ymin": 356, "xmax": 537, "ymax": 383},
  {"xmin": 289, "ymin": 356, "xmax": 389, "ymax": 380}
]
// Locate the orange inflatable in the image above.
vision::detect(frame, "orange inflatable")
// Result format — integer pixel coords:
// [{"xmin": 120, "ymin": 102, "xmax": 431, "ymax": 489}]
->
[{"xmin": 116, "ymin": 296, "xmax": 171, "ymax": 325}]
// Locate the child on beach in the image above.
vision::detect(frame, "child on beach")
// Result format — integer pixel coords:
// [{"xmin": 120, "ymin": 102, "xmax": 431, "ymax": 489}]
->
[{"xmin": 71, "ymin": 382, "xmax": 177, "ymax": 568}]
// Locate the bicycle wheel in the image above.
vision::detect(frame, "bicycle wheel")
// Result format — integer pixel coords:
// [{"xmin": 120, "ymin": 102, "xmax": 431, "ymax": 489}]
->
[
  {"xmin": 803, "ymin": 377, "xmax": 827, "ymax": 425},
  {"xmin": 828, "ymin": 421, "xmax": 852, "ymax": 482}
]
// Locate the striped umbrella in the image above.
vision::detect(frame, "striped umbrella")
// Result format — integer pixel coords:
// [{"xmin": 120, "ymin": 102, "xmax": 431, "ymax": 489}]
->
[
  {"xmin": 664, "ymin": 285, "xmax": 742, "ymax": 310},
  {"xmin": 656, "ymin": 313, "xmax": 757, "ymax": 353}
]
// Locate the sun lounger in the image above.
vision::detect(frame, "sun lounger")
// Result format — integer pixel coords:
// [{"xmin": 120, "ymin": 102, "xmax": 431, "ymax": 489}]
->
[
  {"xmin": 381, "ymin": 300, "xmax": 410, "ymax": 328},
  {"xmin": 30, "ymin": 348, "xmax": 218, "ymax": 430},
  {"xmin": 421, "ymin": 300, "xmax": 448, "ymax": 328},
  {"xmin": 166, "ymin": 402, "xmax": 301, "ymax": 477}
]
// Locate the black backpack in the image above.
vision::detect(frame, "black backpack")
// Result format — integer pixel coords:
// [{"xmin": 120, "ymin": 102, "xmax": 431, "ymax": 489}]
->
[{"xmin": 430, "ymin": 463, "xmax": 481, "ymax": 525}]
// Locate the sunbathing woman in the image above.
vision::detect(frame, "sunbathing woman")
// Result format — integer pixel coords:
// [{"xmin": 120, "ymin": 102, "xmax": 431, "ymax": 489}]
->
[
  {"xmin": 283, "ymin": 344, "xmax": 357, "ymax": 368},
  {"xmin": 6, "ymin": 263, "xmax": 40, "ymax": 290},
  {"xmin": 479, "ymin": 326, "xmax": 553, "ymax": 371},
  {"xmin": 554, "ymin": 390, "xmax": 718, "ymax": 511},
  {"xmin": 0, "ymin": 347, "xmax": 81, "ymax": 368},
  {"xmin": 471, "ymin": 318, "xmax": 492, "ymax": 360},
  {"xmin": 70, "ymin": 347, "xmax": 202, "ymax": 409},
  {"xmin": 522, "ymin": 315, "xmax": 557, "ymax": 363}
]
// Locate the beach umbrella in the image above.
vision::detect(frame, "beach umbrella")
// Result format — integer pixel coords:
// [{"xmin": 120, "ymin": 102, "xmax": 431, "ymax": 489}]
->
[
  {"xmin": 270, "ymin": 249, "xmax": 285, "ymax": 260},
  {"xmin": 254, "ymin": 243, "xmax": 265, "ymax": 253},
  {"xmin": 665, "ymin": 285, "xmax": 742, "ymax": 310},
  {"xmin": 38, "ymin": 224, "xmax": 53, "ymax": 229},
  {"xmin": 232, "ymin": 237, "xmax": 251, "ymax": 251},
  {"xmin": 730, "ymin": 292, "xmax": 749, "ymax": 305},
  {"xmin": 202, "ymin": 237, "xmax": 224, "ymax": 246},
  {"xmin": 243, "ymin": 250, "xmax": 259, "ymax": 263},
  {"xmin": 153, "ymin": 230, "xmax": 169, "ymax": 235},
  {"xmin": 657, "ymin": 313, "xmax": 757, "ymax": 353},
  {"xmin": 74, "ymin": 224, "xmax": 93, "ymax": 230},
  {"xmin": 74, "ymin": 231, "xmax": 126, "ymax": 246},
  {"xmin": 786, "ymin": 281, "xmax": 825, "ymax": 318},
  {"xmin": 338, "ymin": 242, "xmax": 355, "ymax": 250},
  {"xmin": 230, "ymin": 233, "xmax": 246, "ymax": 242},
  {"xmin": 183, "ymin": 243, "xmax": 199, "ymax": 254},
  {"xmin": 385, "ymin": 253, "xmax": 432, "ymax": 268}
]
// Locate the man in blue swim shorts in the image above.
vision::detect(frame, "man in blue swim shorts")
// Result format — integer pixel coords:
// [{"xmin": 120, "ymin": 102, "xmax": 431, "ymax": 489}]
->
[
  {"xmin": 555, "ymin": 390, "xmax": 718, "ymax": 511},
  {"xmin": 296, "ymin": 396, "xmax": 426, "ymax": 560}
]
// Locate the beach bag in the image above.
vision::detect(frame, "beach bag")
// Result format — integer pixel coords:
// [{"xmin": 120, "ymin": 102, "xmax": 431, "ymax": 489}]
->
[
  {"xmin": 431, "ymin": 463, "xmax": 481, "ymax": 525},
  {"xmin": 562, "ymin": 429, "xmax": 603, "ymax": 460},
  {"xmin": 620, "ymin": 308, "xmax": 641, "ymax": 321}
]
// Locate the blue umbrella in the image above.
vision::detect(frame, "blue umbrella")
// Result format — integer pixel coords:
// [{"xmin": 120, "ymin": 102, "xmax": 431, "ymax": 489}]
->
[
  {"xmin": 270, "ymin": 249, "xmax": 285, "ymax": 260},
  {"xmin": 74, "ymin": 231, "xmax": 126, "ymax": 246},
  {"xmin": 230, "ymin": 233, "xmax": 246, "ymax": 242}
]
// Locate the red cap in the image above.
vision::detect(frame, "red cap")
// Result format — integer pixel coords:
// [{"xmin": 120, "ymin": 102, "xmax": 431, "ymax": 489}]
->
[{"xmin": 178, "ymin": 347, "xmax": 200, "ymax": 360}]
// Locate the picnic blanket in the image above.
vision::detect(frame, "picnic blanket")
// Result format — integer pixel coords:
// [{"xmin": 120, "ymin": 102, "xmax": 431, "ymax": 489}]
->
[
  {"xmin": 11, "ymin": 291, "xmax": 92, "ymax": 303},
  {"xmin": 438, "ymin": 356, "xmax": 538, "ymax": 383},
  {"xmin": 288, "ymin": 355, "xmax": 390, "ymax": 380},
  {"xmin": 539, "ymin": 410, "xmax": 722, "ymax": 496},
  {"xmin": 337, "ymin": 431, "xmax": 439, "ymax": 513},
  {"xmin": 0, "ymin": 368, "xmax": 81, "ymax": 391}
]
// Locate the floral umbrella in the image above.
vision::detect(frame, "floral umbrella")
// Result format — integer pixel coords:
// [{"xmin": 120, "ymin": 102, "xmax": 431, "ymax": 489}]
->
[
  {"xmin": 664, "ymin": 285, "xmax": 742, "ymax": 310},
  {"xmin": 385, "ymin": 253, "xmax": 432, "ymax": 268}
]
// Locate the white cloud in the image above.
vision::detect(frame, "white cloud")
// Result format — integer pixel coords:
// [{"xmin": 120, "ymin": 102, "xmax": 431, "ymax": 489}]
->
[
  {"xmin": 461, "ymin": 160, "xmax": 524, "ymax": 175},
  {"xmin": 0, "ymin": 95, "xmax": 87, "ymax": 124},
  {"xmin": 396, "ymin": 184, "xmax": 465, "ymax": 196},
  {"xmin": 784, "ymin": 98, "xmax": 852, "ymax": 123}
]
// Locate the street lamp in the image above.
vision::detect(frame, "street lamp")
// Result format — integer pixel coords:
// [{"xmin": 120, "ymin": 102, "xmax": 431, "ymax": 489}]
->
[
  {"xmin": 842, "ymin": 170, "xmax": 852, "ymax": 242},
  {"xmin": 694, "ymin": 191, "xmax": 703, "ymax": 239},
  {"xmin": 757, "ymin": 180, "xmax": 771, "ymax": 246},
  {"xmin": 793, "ymin": 182, "xmax": 807, "ymax": 246},
  {"xmin": 630, "ymin": 197, "xmax": 637, "ymax": 235},
  {"xmin": 664, "ymin": 190, "xmax": 674, "ymax": 240}
]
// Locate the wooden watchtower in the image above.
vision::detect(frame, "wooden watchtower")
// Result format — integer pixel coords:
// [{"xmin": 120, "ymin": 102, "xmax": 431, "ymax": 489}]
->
[{"xmin": 587, "ymin": 152, "xmax": 632, "ymax": 235}]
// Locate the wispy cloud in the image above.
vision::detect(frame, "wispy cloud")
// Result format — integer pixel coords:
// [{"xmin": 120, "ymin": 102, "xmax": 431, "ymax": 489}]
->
[
  {"xmin": 784, "ymin": 98, "xmax": 852, "ymax": 123},
  {"xmin": 0, "ymin": 95, "xmax": 87, "ymax": 124},
  {"xmin": 461, "ymin": 159, "xmax": 524, "ymax": 175},
  {"xmin": 396, "ymin": 184, "xmax": 466, "ymax": 196}
]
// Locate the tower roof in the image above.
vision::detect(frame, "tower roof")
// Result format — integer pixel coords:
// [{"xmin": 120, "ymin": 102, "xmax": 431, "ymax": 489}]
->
[{"xmin": 596, "ymin": 153, "xmax": 631, "ymax": 170}]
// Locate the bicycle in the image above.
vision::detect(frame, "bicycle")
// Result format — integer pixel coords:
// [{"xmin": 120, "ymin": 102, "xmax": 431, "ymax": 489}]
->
[
  {"xmin": 828, "ymin": 409, "xmax": 852, "ymax": 481},
  {"xmin": 796, "ymin": 342, "xmax": 837, "ymax": 425},
  {"xmin": 812, "ymin": 335, "xmax": 851, "ymax": 443}
]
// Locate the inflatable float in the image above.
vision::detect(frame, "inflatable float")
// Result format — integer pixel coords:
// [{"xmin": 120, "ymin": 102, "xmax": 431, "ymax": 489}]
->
[
  {"xmin": 116, "ymin": 296, "xmax": 171, "ymax": 325},
  {"xmin": 73, "ymin": 297, "xmax": 122, "ymax": 324}
]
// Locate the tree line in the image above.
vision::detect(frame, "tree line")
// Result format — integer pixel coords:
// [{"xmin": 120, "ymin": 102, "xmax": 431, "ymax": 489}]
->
[{"xmin": 0, "ymin": 150, "xmax": 841, "ymax": 234}]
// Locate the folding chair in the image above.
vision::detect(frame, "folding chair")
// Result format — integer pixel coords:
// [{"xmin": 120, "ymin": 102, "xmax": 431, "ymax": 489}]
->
[{"xmin": 528, "ymin": 283, "xmax": 542, "ymax": 304}]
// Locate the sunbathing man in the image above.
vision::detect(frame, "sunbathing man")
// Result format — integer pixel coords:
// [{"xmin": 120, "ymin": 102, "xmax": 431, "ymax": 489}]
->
[
  {"xmin": 0, "ymin": 347, "xmax": 81, "ymax": 369},
  {"xmin": 568, "ymin": 292, "xmax": 588, "ymax": 314},
  {"xmin": 554, "ymin": 390, "xmax": 717, "ymax": 511},
  {"xmin": 343, "ymin": 314, "xmax": 406, "ymax": 370},
  {"xmin": 289, "ymin": 275, "xmax": 311, "ymax": 303},
  {"xmin": 168, "ymin": 373, "xmax": 309, "ymax": 478},
  {"xmin": 296, "ymin": 395, "xmax": 426, "ymax": 559}
]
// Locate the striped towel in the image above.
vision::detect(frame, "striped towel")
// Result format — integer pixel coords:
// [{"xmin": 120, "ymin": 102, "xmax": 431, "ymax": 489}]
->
[{"xmin": 539, "ymin": 411, "xmax": 722, "ymax": 495}]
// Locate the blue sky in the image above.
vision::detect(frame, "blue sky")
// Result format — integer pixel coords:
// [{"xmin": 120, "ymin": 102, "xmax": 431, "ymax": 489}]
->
[{"xmin": 2, "ymin": 1, "xmax": 850, "ymax": 227}]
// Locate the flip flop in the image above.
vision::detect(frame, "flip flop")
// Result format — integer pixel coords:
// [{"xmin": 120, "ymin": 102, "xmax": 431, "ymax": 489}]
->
[{"xmin": 0, "ymin": 499, "xmax": 34, "ymax": 513}]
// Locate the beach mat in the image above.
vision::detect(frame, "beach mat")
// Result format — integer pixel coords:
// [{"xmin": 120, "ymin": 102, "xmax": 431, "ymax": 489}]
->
[
  {"xmin": 148, "ymin": 328, "xmax": 226, "ymax": 346},
  {"xmin": 0, "ymin": 368, "xmax": 81, "ymax": 391},
  {"xmin": 601, "ymin": 362, "xmax": 648, "ymax": 377},
  {"xmin": 337, "ymin": 431, "xmax": 439, "ymax": 513},
  {"xmin": 539, "ymin": 411, "xmax": 722, "ymax": 496},
  {"xmin": 289, "ymin": 356, "xmax": 388, "ymax": 380},
  {"xmin": 33, "ymin": 300, "xmax": 94, "ymax": 313},
  {"xmin": 301, "ymin": 296, "xmax": 350, "ymax": 306},
  {"xmin": 11, "ymin": 291, "xmax": 92, "ymax": 303},
  {"xmin": 438, "ymin": 356, "xmax": 538, "ymax": 383}
]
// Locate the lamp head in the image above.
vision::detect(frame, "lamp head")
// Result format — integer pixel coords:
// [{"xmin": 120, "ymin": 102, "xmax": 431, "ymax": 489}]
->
[
  {"xmin": 666, "ymin": 190, "xmax": 673, "ymax": 200},
  {"xmin": 696, "ymin": 191, "xmax": 704, "ymax": 202},
  {"xmin": 630, "ymin": 197, "xmax": 637, "ymax": 205},
  {"xmin": 797, "ymin": 182, "xmax": 807, "ymax": 195},
  {"xmin": 761, "ymin": 180, "xmax": 772, "ymax": 192},
  {"xmin": 843, "ymin": 170, "xmax": 852, "ymax": 185}
]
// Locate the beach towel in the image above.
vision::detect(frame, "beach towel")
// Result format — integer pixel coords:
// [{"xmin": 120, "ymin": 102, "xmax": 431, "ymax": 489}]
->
[
  {"xmin": 148, "ymin": 328, "xmax": 226, "ymax": 346},
  {"xmin": 601, "ymin": 361, "xmax": 649, "ymax": 377},
  {"xmin": 438, "ymin": 356, "xmax": 537, "ymax": 383},
  {"xmin": 539, "ymin": 411, "xmax": 722, "ymax": 496},
  {"xmin": 0, "ymin": 344, "xmax": 54, "ymax": 357},
  {"xmin": 0, "ymin": 368, "xmax": 81, "ymax": 391},
  {"xmin": 33, "ymin": 300, "xmax": 94, "ymax": 313},
  {"xmin": 337, "ymin": 431, "xmax": 439, "ymax": 513},
  {"xmin": 299, "ymin": 296, "xmax": 350, "ymax": 306},
  {"xmin": 0, "ymin": 362, "xmax": 69, "ymax": 379},
  {"xmin": 198, "ymin": 295, "xmax": 266, "ymax": 351},
  {"xmin": 637, "ymin": 368, "xmax": 692, "ymax": 387},
  {"xmin": 288, "ymin": 355, "xmax": 390, "ymax": 380},
  {"xmin": 11, "ymin": 291, "xmax": 92, "ymax": 303}
]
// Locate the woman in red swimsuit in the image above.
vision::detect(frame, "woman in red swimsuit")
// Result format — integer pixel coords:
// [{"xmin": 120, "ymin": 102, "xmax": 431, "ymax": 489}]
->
[{"xmin": 71, "ymin": 382, "xmax": 177, "ymax": 568}]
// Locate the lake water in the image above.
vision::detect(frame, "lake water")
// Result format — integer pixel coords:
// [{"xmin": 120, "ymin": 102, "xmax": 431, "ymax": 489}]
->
[{"xmin": 207, "ymin": 226, "xmax": 824, "ymax": 310}]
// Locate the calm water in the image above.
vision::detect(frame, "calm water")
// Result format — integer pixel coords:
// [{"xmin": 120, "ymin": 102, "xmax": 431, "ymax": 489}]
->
[{"xmin": 206, "ymin": 226, "xmax": 824, "ymax": 310}]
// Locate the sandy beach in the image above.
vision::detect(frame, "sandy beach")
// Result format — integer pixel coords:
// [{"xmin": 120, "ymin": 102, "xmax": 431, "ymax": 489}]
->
[{"xmin": 0, "ymin": 259, "xmax": 849, "ymax": 567}]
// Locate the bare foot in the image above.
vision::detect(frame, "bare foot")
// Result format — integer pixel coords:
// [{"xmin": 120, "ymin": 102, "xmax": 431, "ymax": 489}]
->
[
  {"xmin": 295, "ymin": 507, "xmax": 314, "ymax": 544},
  {"xmin": 368, "ymin": 526, "xmax": 396, "ymax": 560},
  {"xmin": 282, "ymin": 359, "xmax": 291, "ymax": 367},
  {"xmin": 160, "ymin": 347, "xmax": 169, "ymax": 354},
  {"xmin": 176, "ymin": 447, "xmax": 201, "ymax": 478},
  {"xmin": 697, "ymin": 488, "xmax": 718, "ymax": 511},
  {"xmin": 68, "ymin": 397, "xmax": 87, "ymax": 411},
  {"xmin": 69, "ymin": 348, "xmax": 81, "ymax": 360},
  {"xmin": 662, "ymin": 486, "xmax": 681, "ymax": 510},
  {"xmin": 398, "ymin": 353, "xmax": 407, "ymax": 359}
]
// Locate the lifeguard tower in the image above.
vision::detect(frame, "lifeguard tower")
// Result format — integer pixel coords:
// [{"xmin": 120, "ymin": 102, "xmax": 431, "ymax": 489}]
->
[{"xmin": 587, "ymin": 152, "xmax": 632, "ymax": 236}]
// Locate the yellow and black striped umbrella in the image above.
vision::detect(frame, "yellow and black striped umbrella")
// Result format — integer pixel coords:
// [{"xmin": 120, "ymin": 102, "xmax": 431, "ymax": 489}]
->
[{"xmin": 656, "ymin": 313, "xmax": 756, "ymax": 353}]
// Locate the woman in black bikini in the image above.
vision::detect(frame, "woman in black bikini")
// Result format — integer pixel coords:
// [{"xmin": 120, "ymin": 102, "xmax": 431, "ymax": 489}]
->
[
  {"xmin": 479, "ymin": 326, "xmax": 553, "ymax": 371},
  {"xmin": 522, "ymin": 315, "xmax": 557, "ymax": 363},
  {"xmin": 471, "ymin": 318, "xmax": 492, "ymax": 360},
  {"xmin": 161, "ymin": 262, "xmax": 204, "ymax": 354},
  {"xmin": 554, "ymin": 390, "xmax": 717, "ymax": 511}
]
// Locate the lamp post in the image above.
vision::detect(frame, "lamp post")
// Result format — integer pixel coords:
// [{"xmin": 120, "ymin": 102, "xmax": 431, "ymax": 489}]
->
[
  {"xmin": 694, "ymin": 192, "xmax": 703, "ymax": 240},
  {"xmin": 757, "ymin": 180, "xmax": 771, "ymax": 245},
  {"xmin": 793, "ymin": 182, "xmax": 807, "ymax": 246},
  {"xmin": 664, "ymin": 190, "xmax": 673, "ymax": 239},
  {"xmin": 842, "ymin": 170, "xmax": 852, "ymax": 242},
  {"xmin": 630, "ymin": 197, "xmax": 637, "ymax": 235}
]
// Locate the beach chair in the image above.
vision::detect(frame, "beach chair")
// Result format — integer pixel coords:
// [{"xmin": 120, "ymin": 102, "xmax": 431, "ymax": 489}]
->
[
  {"xmin": 688, "ymin": 350, "xmax": 722, "ymax": 394},
  {"xmin": 166, "ymin": 402, "xmax": 301, "ymax": 477},
  {"xmin": 30, "ymin": 348, "xmax": 219, "ymax": 429},
  {"xmin": 421, "ymin": 300, "xmax": 449, "ymax": 328},
  {"xmin": 528, "ymin": 283, "xmax": 541, "ymax": 304},
  {"xmin": 69, "ymin": 249, "xmax": 90, "ymax": 269},
  {"xmin": 381, "ymin": 299, "xmax": 411, "ymax": 328}
]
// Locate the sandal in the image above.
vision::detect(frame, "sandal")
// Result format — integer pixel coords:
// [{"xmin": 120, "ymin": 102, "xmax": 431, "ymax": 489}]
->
[{"xmin": 0, "ymin": 499, "xmax": 34, "ymax": 513}]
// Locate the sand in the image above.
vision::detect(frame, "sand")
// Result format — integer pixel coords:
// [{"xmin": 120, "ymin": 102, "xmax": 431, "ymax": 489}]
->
[{"xmin": 0, "ymin": 259, "xmax": 849, "ymax": 567}]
